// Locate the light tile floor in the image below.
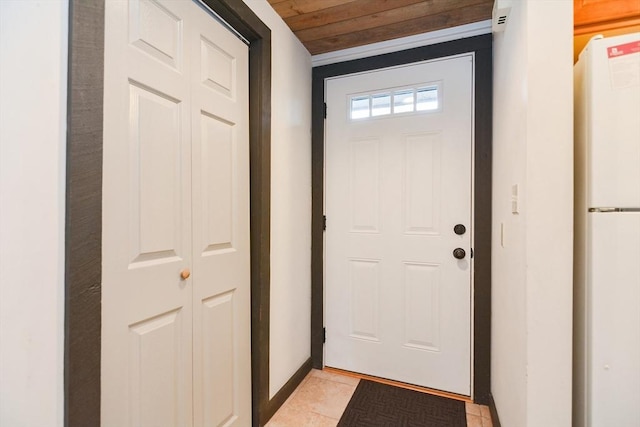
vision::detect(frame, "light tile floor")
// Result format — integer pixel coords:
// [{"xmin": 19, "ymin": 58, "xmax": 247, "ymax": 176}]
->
[{"xmin": 266, "ymin": 369, "xmax": 493, "ymax": 427}]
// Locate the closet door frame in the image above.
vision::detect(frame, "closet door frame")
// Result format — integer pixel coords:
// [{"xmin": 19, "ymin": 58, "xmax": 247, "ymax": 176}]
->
[{"xmin": 64, "ymin": 1, "xmax": 273, "ymax": 425}]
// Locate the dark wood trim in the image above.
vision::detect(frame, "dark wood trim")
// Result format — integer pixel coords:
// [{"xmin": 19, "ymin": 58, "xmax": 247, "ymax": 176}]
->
[
  {"xmin": 311, "ymin": 64, "xmax": 326, "ymax": 370},
  {"xmin": 65, "ymin": 1, "xmax": 272, "ymax": 426},
  {"xmin": 472, "ymin": 41, "xmax": 493, "ymax": 405},
  {"xmin": 488, "ymin": 393, "xmax": 502, "ymax": 427},
  {"xmin": 263, "ymin": 359, "xmax": 313, "ymax": 423},
  {"xmin": 64, "ymin": 1, "xmax": 104, "ymax": 425},
  {"xmin": 247, "ymin": 33, "xmax": 274, "ymax": 427},
  {"xmin": 311, "ymin": 34, "xmax": 493, "ymax": 402}
]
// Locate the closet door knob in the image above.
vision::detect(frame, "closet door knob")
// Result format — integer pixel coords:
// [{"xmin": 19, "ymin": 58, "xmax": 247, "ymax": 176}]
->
[{"xmin": 180, "ymin": 269, "xmax": 191, "ymax": 280}]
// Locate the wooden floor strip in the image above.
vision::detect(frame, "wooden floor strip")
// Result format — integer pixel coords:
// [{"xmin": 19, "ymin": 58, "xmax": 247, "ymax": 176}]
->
[{"xmin": 323, "ymin": 367, "xmax": 472, "ymax": 403}]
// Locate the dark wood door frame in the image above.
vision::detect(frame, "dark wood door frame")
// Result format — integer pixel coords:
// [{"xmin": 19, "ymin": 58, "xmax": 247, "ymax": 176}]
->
[
  {"xmin": 311, "ymin": 34, "xmax": 493, "ymax": 404},
  {"xmin": 65, "ymin": 1, "xmax": 273, "ymax": 425}
]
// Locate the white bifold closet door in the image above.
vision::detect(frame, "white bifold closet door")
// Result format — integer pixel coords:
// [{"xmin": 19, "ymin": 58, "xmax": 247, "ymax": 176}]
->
[{"xmin": 102, "ymin": 1, "xmax": 250, "ymax": 426}]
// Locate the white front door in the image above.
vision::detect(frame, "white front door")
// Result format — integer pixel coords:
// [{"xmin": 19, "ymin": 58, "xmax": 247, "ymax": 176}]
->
[
  {"xmin": 325, "ymin": 55, "xmax": 474, "ymax": 396},
  {"xmin": 102, "ymin": 1, "xmax": 250, "ymax": 425}
]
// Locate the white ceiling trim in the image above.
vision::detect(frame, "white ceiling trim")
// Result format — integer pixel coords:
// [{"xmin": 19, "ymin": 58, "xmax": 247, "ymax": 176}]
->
[{"xmin": 311, "ymin": 19, "xmax": 492, "ymax": 67}]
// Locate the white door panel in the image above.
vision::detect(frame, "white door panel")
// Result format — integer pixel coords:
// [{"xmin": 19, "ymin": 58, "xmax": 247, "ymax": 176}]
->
[
  {"xmin": 325, "ymin": 55, "xmax": 473, "ymax": 395},
  {"xmin": 103, "ymin": 1, "xmax": 250, "ymax": 425},
  {"xmin": 103, "ymin": 2, "xmax": 193, "ymax": 425},
  {"xmin": 588, "ymin": 213, "xmax": 640, "ymax": 426},
  {"xmin": 190, "ymin": 7, "xmax": 250, "ymax": 426}
]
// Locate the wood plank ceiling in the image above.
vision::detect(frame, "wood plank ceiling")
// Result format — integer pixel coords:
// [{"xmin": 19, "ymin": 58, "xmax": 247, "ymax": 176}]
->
[{"xmin": 267, "ymin": 0, "xmax": 495, "ymax": 55}]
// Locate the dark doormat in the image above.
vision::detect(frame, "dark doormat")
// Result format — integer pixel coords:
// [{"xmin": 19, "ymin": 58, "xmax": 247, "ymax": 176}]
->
[{"xmin": 337, "ymin": 380, "xmax": 467, "ymax": 427}]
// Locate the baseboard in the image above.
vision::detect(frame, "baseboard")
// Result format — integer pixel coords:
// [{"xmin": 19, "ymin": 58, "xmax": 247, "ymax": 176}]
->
[
  {"xmin": 262, "ymin": 358, "xmax": 313, "ymax": 425},
  {"xmin": 488, "ymin": 393, "xmax": 502, "ymax": 427}
]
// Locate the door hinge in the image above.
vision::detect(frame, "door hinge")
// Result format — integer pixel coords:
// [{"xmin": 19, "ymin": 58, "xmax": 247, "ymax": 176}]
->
[
  {"xmin": 471, "ymin": 248, "xmax": 474, "ymax": 259},
  {"xmin": 323, "ymin": 215, "xmax": 327, "ymax": 231},
  {"xmin": 323, "ymin": 327, "xmax": 326, "ymax": 343},
  {"xmin": 323, "ymin": 102, "xmax": 327, "ymax": 119}
]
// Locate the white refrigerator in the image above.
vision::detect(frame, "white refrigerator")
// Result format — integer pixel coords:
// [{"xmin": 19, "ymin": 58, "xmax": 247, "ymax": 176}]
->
[{"xmin": 574, "ymin": 33, "xmax": 640, "ymax": 427}]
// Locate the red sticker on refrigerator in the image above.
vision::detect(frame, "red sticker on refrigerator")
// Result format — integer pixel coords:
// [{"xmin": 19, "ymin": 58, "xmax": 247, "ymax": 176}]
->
[{"xmin": 607, "ymin": 40, "xmax": 640, "ymax": 58}]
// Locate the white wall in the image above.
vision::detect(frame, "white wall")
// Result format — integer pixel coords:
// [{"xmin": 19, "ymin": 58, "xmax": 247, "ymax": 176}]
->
[
  {"xmin": 492, "ymin": 1, "xmax": 574, "ymax": 426},
  {"xmin": 0, "ymin": 1, "xmax": 68, "ymax": 426},
  {"xmin": 242, "ymin": 0, "xmax": 313, "ymax": 399},
  {"xmin": 491, "ymin": 1, "xmax": 529, "ymax": 422}
]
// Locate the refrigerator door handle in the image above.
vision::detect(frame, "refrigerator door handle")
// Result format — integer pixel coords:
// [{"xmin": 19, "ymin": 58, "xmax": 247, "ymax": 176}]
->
[{"xmin": 589, "ymin": 207, "xmax": 640, "ymax": 213}]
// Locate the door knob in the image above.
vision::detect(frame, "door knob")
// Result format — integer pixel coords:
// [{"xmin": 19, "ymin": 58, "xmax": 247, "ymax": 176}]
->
[
  {"xmin": 453, "ymin": 248, "xmax": 466, "ymax": 259},
  {"xmin": 180, "ymin": 268, "xmax": 191, "ymax": 280},
  {"xmin": 454, "ymin": 224, "xmax": 466, "ymax": 235}
]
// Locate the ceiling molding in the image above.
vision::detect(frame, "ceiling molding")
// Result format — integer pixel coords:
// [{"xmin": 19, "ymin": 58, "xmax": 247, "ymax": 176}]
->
[{"xmin": 311, "ymin": 20, "xmax": 491, "ymax": 67}]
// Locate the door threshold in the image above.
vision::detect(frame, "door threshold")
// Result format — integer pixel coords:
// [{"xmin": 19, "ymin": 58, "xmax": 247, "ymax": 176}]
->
[{"xmin": 323, "ymin": 367, "xmax": 472, "ymax": 403}]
